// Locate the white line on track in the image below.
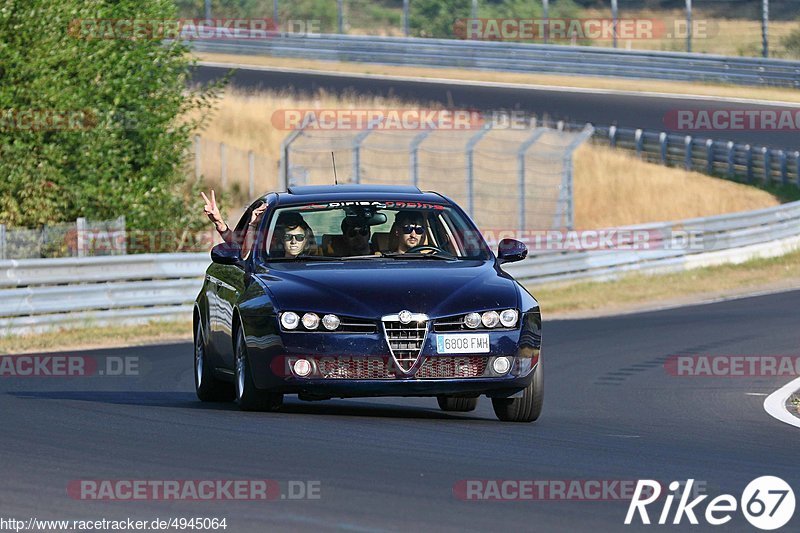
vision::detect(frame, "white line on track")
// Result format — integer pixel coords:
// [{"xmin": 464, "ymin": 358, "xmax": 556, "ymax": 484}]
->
[
  {"xmin": 763, "ymin": 376, "xmax": 800, "ymax": 429},
  {"xmin": 198, "ymin": 60, "xmax": 800, "ymax": 108}
]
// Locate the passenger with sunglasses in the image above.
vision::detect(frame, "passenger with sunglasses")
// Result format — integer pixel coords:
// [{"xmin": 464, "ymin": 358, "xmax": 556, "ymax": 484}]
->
[
  {"xmin": 341, "ymin": 216, "xmax": 373, "ymax": 256},
  {"xmin": 389, "ymin": 211, "xmax": 427, "ymax": 253},
  {"xmin": 271, "ymin": 212, "xmax": 315, "ymax": 258}
]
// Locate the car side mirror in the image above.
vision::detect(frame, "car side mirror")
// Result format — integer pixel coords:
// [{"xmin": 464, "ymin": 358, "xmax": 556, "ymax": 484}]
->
[
  {"xmin": 497, "ymin": 238, "xmax": 528, "ymax": 264},
  {"xmin": 211, "ymin": 243, "xmax": 242, "ymax": 265}
]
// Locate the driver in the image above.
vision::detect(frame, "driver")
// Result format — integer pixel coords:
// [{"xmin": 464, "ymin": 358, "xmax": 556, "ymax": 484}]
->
[{"xmin": 389, "ymin": 211, "xmax": 427, "ymax": 253}]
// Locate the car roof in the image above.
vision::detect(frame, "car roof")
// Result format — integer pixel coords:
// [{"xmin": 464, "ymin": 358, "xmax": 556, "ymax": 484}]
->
[{"xmin": 267, "ymin": 185, "xmax": 449, "ymax": 206}]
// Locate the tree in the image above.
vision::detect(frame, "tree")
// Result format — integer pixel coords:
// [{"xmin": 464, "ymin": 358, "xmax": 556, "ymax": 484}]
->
[{"xmin": 0, "ymin": 0, "xmax": 219, "ymax": 237}]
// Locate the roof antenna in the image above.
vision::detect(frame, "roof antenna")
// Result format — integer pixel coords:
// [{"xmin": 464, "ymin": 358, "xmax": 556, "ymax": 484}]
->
[{"xmin": 331, "ymin": 151, "xmax": 338, "ymax": 185}]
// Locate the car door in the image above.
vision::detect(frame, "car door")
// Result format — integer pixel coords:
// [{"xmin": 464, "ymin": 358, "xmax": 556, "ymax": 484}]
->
[{"xmin": 209, "ymin": 205, "xmax": 258, "ymax": 369}]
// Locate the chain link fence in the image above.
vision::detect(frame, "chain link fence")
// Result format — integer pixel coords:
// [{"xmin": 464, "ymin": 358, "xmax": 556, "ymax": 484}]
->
[{"xmin": 280, "ymin": 122, "xmax": 593, "ymax": 232}]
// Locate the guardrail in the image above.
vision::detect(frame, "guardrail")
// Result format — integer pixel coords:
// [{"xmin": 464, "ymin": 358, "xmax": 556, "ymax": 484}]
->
[
  {"xmin": 3, "ymin": 200, "xmax": 799, "ymax": 334},
  {"xmin": 590, "ymin": 124, "xmax": 800, "ymax": 188},
  {"xmin": 189, "ymin": 33, "xmax": 800, "ymax": 87}
]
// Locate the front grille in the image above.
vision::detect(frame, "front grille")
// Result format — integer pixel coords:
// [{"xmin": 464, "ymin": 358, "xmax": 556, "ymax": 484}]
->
[
  {"xmin": 304, "ymin": 356, "xmax": 488, "ymax": 379},
  {"xmin": 417, "ymin": 356, "xmax": 488, "ymax": 378},
  {"xmin": 383, "ymin": 319, "xmax": 428, "ymax": 372}
]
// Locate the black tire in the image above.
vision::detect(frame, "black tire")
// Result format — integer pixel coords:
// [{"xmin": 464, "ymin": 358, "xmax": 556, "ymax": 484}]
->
[
  {"xmin": 437, "ymin": 395, "xmax": 479, "ymax": 412},
  {"xmin": 492, "ymin": 358, "xmax": 543, "ymax": 423},
  {"xmin": 234, "ymin": 324, "xmax": 283, "ymax": 412},
  {"xmin": 194, "ymin": 320, "xmax": 234, "ymax": 402}
]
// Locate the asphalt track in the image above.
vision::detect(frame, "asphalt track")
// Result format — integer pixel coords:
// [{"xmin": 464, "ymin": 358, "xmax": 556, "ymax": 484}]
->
[
  {"xmin": 2, "ymin": 290, "xmax": 799, "ymax": 532},
  {"xmin": 193, "ymin": 64, "xmax": 800, "ymax": 151}
]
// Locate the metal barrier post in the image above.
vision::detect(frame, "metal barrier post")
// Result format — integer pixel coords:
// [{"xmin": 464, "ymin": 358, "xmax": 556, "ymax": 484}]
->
[
  {"xmin": 659, "ymin": 132, "xmax": 667, "ymax": 163},
  {"xmin": 465, "ymin": 123, "xmax": 493, "ymax": 217},
  {"xmin": 0, "ymin": 224, "xmax": 5, "ymax": 260},
  {"xmin": 795, "ymin": 151, "xmax": 800, "ymax": 187},
  {"xmin": 516, "ymin": 128, "xmax": 546, "ymax": 231},
  {"xmin": 705, "ymin": 139, "xmax": 714, "ymax": 174},
  {"xmin": 746, "ymin": 145, "xmax": 754, "ymax": 182},
  {"xmin": 635, "ymin": 129, "xmax": 643, "ymax": 157},
  {"xmin": 684, "ymin": 135, "xmax": 692, "ymax": 170},
  {"xmin": 76, "ymin": 217, "xmax": 87, "ymax": 258},
  {"xmin": 727, "ymin": 141, "xmax": 735, "ymax": 178},
  {"xmin": 609, "ymin": 125, "xmax": 617, "ymax": 148}
]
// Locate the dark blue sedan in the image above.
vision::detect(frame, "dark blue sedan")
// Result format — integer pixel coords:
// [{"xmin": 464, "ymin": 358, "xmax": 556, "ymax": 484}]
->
[{"xmin": 193, "ymin": 185, "xmax": 542, "ymax": 422}]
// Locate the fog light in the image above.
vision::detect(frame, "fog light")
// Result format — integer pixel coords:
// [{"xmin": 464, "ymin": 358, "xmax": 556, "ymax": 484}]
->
[
  {"xmin": 500, "ymin": 309, "xmax": 519, "ymax": 328},
  {"xmin": 293, "ymin": 359, "xmax": 312, "ymax": 377},
  {"xmin": 322, "ymin": 314, "xmax": 340, "ymax": 330},
  {"xmin": 302, "ymin": 313, "xmax": 320, "ymax": 330},
  {"xmin": 281, "ymin": 312, "xmax": 299, "ymax": 330},
  {"xmin": 492, "ymin": 356, "xmax": 511, "ymax": 374},
  {"xmin": 481, "ymin": 310, "xmax": 500, "ymax": 328},
  {"xmin": 464, "ymin": 312, "xmax": 481, "ymax": 329}
]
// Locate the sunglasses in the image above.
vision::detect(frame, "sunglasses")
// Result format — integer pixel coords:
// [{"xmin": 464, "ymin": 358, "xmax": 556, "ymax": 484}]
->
[
  {"xmin": 346, "ymin": 226, "xmax": 369, "ymax": 238},
  {"xmin": 402, "ymin": 224, "xmax": 425, "ymax": 235},
  {"xmin": 283, "ymin": 233, "xmax": 306, "ymax": 243}
]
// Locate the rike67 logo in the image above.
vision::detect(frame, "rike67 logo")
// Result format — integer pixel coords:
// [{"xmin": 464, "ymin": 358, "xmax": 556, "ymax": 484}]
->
[{"xmin": 625, "ymin": 477, "xmax": 795, "ymax": 530}]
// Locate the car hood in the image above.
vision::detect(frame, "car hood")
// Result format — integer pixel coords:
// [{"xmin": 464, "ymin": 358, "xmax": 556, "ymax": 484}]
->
[{"xmin": 255, "ymin": 260, "xmax": 519, "ymax": 318}]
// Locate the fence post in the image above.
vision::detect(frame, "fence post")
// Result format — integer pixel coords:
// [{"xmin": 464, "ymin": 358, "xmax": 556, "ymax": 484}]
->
[
  {"xmin": 684, "ymin": 135, "xmax": 692, "ymax": 170},
  {"xmin": 727, "ymin": 141, "xmax": 735, "ymax": 178},
  {"xmin": 745, "ymin": 144, "xmax": 753, "ymax": 182},
  {"xmin": 220, "ymin": 142, "xmax": 227, "ymax": 190},
  {"xmin": 705, "ymin": 138, "xmax": 714, "ymax": 174},
  {"xmin": 194, "ymin": 135, "xmax": 201, "ymax": 181},
  {"xmin": 779, "ymin": 150, "xmax": 787, "ymax": 186},
  {"xmin": 0, "ymin": 224, "xmax": 5, "ymax": 260},
  {"xmin": 76, "ymin": 217, "xmax": 87, "ymax": 258},
  {"xmin": 556, "ymin": 120, "xmax": 564, "ymax": 131},
  {"xmin": 634, "ymin": 129, "xmax": 643, "ymax": 157},
  {"xmin": 608, "ymin": 125, "xmax": 617, "ymax": 148},
  {"xmin": 403, "ymin": 0, "xmax": 409, "ymax": 37},
  {"xmin": 465, "ymin": 123, "xmax": 493, "ymax": 218},
  {"xmin": 517, "ymin": 128, "xmax": 547, "ymax": 232},
  {"xmin": 279, "ymin": 122, "xmax": 307, "ymax": 190},
  {"xmin": 352, "ymin": 118, "xmax": 382, "ymax": 184},
  {"xmin": 410, "ymin": 128, "xmax": 434, "ymax": 188},
  {"xmin": 248, "ymin": 150, "xmax": 255, "ymax": 199},
  {"xmin": 659, "ymin": 132, "xmax": 667, "ymax": 163},
  {"xmin": 762, "ymin": 147, "xmax": 770, "ymax": 183}
]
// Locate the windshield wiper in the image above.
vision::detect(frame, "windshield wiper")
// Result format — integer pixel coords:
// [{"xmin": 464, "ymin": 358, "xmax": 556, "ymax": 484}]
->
[{"xmin": 379, "ymin": 252, "xmax": 458, "ymax": 261}]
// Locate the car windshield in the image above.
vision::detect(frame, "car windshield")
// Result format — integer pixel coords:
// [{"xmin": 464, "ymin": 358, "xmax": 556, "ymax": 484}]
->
[{"xmin": 259, "ymin": 201, "xmax": 491, "ymax": 261}]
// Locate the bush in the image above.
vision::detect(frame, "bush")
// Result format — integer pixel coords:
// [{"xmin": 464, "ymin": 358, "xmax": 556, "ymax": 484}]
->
[
  {"xmin": 782, "ymin": 25, "xmax": 800, "ymax": 58},
  {"xmin": 0, "ymin": 0, "xmax": 219, "ymax": 236}
]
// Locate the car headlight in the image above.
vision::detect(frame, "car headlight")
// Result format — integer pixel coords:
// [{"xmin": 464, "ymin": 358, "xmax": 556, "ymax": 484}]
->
[
  {"xmin": 481, "ymin": 310, "xmax": 500, "ymax": 328},
  {"xmin": 302, "ymin": 312, "xmax": 320, "ymax": 330},
  {"xmin": 500, "ymin": 309, "xmax": 519, "ymax": 328},
  {"xmin": 281, "ymin": 312, "xmax": 300, "ymax": 330},
  {"xmin": 322, "ymin": 314, "xmax": 340, "ymax": 330},
  {"xmin": 464, "ymin": 312, "xmax": 482, "ymax": 329}
]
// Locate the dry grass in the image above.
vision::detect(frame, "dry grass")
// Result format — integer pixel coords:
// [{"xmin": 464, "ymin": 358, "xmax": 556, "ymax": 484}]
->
[
  {"xmin": 572, "ymin": 143, "xmax": 779, "ymax": 228},
  {"xmin": 191, "ymin": 89, "xmax": 779, "ymax": 229},
  {"xmin": 0, "ymin": 320, "xmax": 191, "ymax": 355},
  {"xmin": 194, "ymin": 52, "xmax": 800, "ymax": 105}
]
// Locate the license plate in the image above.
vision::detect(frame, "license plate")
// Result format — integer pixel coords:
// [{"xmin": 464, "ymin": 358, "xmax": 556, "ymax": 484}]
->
[{"xmin": 436, "ymin": 334, "xmax": 490, "ymax": 354}]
